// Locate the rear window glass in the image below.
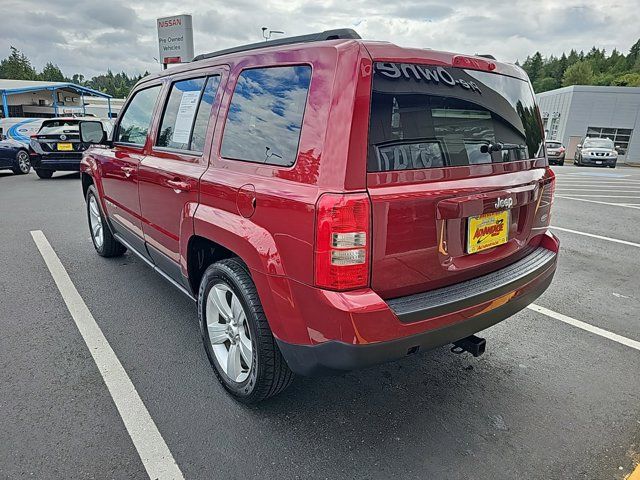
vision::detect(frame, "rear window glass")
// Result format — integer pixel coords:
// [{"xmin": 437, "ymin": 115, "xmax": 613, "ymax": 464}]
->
[
  {"xmin": 39, "ymin": 120, "xmax": 79, "ymax": 135},
  {"xmin": 368, "ymin": 63, "xmax": 544, "ymax": 172},
  {"xmin": 220, "ymin": 65, "xmax": 311, "ymax": 167},
  {"xmin": 546, "ymin": 141, "xmax": 562, "ymax": 148}
]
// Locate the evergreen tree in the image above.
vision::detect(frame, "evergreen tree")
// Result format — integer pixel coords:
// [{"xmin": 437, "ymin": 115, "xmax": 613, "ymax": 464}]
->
[
  {"xmin": 39, "ymin": 62, "xmax": 65, "ymax": 82},
  {"xmin": 0, "ymin": 46, "xmax": 37, "ymax": 80}
]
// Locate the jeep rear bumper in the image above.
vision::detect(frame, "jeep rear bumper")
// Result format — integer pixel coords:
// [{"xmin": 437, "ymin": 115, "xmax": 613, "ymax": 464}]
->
[{"xmin": 275, "ymin": 232, "xmax": 559, "ymax": 376}]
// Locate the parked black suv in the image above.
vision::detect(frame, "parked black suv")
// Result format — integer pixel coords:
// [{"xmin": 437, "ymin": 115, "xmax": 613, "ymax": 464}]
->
[{"xmin": 30, "ymin": 118, "xmax": 110, "ymax": 179}]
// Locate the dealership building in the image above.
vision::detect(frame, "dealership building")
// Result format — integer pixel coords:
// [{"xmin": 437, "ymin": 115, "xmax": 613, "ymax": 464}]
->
[
  {"xmin": 536, "ymin": 85, "xmax": 640, "ymax": 165},
  {"xmin": 0, "ymin": 79, "xmax": 122, "ymax": 119}
]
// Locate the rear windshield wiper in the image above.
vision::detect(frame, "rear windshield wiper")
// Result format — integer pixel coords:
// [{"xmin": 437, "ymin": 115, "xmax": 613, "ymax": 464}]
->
[{"xmin": 480, "ymin": 141, "xmax": 525, "ymax": 153}]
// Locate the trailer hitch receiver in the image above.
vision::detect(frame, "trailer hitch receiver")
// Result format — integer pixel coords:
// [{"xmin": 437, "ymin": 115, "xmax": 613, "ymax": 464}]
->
[{"xmin": 451, "ymin": 335, "xmax": 486, "ymax": 357}]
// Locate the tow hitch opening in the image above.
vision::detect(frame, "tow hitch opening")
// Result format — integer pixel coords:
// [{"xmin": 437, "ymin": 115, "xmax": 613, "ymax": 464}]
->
[{"xmin": 451, "ymin": 335, "xmax": 486, "ymax": 357}]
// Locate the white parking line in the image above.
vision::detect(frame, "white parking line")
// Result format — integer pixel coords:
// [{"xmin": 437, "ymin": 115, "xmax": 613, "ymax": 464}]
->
[
  {"xmin": 554, "ymin": 194, "xmax": 640, "ymax": 198},
  {"xmin": 528, "ymin": 304, "xmax": 640, "ymax": 352},
  {"xmin": 555, "ymin": 196, "xmax": 640, "ymax": 209},
  {"xmin": 30, "ymin": 230, "xmax": 184, "ymax": 480},
  {"xmin": 556, "ymin": 184, "xmax": 640, "ymax": 188},
  {"xmin": 556, "ymin": 180, "xmax": 640, "ymax": 185},
  {"xmin": 557, "ymin": 189, "xmax": 640, "ymax": 193},
  {"xmin": 550, "ymin": 226, "xmax": 640, "ymax": 248}
]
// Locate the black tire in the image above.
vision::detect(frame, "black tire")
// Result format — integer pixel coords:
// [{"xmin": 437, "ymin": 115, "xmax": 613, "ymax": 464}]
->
[
  {"xmin": 85, "ymin": 185, "xmax": 126, "ymax": 257},
  {"xmin": 12, "ymin": 150, "xmax": 31, "ymax": 174},
  {"xmin": 198, "ymin": 258, "xmax": 293, "ymax": 403},
  {"xmin": 35, "ymin": 169, "xmax": 53, "ymax": 179},
  {"xmin": 559, "ymin": 159, "xmax": 564, "ymax": 166}
]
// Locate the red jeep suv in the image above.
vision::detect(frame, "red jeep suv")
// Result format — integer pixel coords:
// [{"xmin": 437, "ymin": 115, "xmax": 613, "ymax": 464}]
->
[{"xmin": 79, "ymin": 29, "xmax": 559, "ymax": 403}]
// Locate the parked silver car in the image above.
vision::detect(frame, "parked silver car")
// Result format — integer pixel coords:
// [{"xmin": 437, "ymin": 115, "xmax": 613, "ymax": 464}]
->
[
  {"xmin": 545, "ymin": 141, "xmax": 565, "ymax": 166},
  {"xmin": 574, "ymin": 137, "xmax": 617, "ymax": 168}
]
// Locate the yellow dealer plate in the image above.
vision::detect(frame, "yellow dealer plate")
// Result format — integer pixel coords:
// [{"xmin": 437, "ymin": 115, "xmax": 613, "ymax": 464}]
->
[
  {"xmin": 57, "ymin": 143, "xmax": 73, "ymax": 151},
  {"xmin": 467, "ymin": 210, "xmax": 509, "ymax": 254}
]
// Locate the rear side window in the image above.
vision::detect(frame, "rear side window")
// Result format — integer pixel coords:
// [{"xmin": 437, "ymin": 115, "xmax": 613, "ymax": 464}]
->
[
  {"xmin": 220, "ymin": 65, "xmax": 311, "ymax": 167},
  {"xmin": 368, "ymin": 63, "xmax": 544, "ymax": 172},
  {"xmin": 117, "ymin": 86, "xmax": 161, "ymax": 145},
  {"xmin": 157, "ymin": 76, "xmax": 220, "ymax": 153}
]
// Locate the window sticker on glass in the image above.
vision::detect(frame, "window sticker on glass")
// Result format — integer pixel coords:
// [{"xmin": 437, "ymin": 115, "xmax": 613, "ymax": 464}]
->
[
  {"xmin": 377, "ymin": 141, "xmax": 444, "ymax": 170},
  {"xmin": 172, "ymin": 90, "xmax": 201, "ymax": 144}
]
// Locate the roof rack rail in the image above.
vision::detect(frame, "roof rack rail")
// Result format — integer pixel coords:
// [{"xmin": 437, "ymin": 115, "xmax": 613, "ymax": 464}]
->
[{"xmin": 192, "ymin": 28, "xmax": 361, "ymax": 62}]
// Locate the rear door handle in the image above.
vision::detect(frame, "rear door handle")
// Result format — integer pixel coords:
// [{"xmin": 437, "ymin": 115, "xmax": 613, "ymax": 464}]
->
[{"xmin": 166, "ymin": 178, "xmax": 191, "ymax": 193}]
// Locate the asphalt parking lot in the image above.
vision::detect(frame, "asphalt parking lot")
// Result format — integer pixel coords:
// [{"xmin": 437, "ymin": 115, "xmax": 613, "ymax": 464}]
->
[{"xmin": 1, "ymin": 165, "xmax": 639, "ymax": 480}]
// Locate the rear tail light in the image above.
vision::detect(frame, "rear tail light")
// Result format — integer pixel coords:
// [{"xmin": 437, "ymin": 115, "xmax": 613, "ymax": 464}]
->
[
  {"xmin": 314, "ymin": 193, "xmax": 371, "ymax": 291},
  {"xmin": 533, "ymin": 170, "xmax": 555, "ymax": 229}
]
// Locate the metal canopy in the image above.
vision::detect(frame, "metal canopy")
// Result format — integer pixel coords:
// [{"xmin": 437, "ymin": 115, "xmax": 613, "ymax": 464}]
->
[{"xmin": 0, "ymin": 81, "xmax": 112, "ymax": 118}]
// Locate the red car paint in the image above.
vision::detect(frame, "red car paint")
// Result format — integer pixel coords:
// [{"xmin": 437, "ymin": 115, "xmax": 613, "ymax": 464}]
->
[{"xmin": 81, "ymin": 38, "xmax": 558, "ymax": 370}]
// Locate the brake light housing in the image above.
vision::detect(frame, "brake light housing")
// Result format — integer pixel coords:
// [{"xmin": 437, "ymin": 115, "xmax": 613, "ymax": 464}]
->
[
  {"xmin": 452, "ymin": 55, "xmax": 496, "ymax": 72},
  {"xmin": 533, "ymin": 169, "xmax": 555, "ymax": 229},
  {"xmin": 314, "ymin": 193, "xmax": 371, "ymax": 291}
]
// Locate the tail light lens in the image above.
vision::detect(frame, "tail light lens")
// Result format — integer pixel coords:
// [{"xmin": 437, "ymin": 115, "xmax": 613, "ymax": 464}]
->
[
  {"xmin": 533, "ymin": 169, "xmax": 555, "ymax": 229},
  {"xmin": 314, "ymin": 193, "xmax": 370, "ymax": 291}
]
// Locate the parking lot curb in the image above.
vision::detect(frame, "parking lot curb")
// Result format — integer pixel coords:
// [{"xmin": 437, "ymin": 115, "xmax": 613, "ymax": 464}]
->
[{"xmin": 627, "ymin": 464, "xmax": 640, "ymax": 480}]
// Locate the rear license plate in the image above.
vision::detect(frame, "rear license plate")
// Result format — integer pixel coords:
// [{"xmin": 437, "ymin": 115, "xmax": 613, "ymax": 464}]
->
[
  {"xmin": 57, "ymin": 143, "xmax": 73, "ymax": 151},
  {"xmin": 467, "ymin": 210, "xmax": 509, "ymax": 254}
]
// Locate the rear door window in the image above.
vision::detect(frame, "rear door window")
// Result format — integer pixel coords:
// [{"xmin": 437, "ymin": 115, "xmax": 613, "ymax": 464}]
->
[
  {"xmin": 220, "ymin": 65, "xmax": 311, "ymax": 167},
  {"xmin": 156, "ymin": 76, "xmax": 221, "ymax": 153},
  {"xmin": 116, "ymin": 86, "xmax": 161, "ymax": 146},
  {"xmin": 368, "ymin": 63, "xmax": 544, "ymax": 172}
]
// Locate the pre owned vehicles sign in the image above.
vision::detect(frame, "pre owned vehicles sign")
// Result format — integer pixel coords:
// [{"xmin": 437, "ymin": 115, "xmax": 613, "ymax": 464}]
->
[{"xmin": 157, "ymin": 14, "xmax": 194, "ymax": 65}]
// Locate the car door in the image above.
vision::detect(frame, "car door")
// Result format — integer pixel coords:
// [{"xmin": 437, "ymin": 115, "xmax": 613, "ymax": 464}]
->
[
  {"xmin": 101, "ymin": 85, "xmax": 162, "ymax": 252},
  {"xmin": 138, "ymin": 70, "xmax": 226, "ymax": 286},
  {"xmin": 0, "ymin": 141, "xmax": 11, "ymax": 168}
]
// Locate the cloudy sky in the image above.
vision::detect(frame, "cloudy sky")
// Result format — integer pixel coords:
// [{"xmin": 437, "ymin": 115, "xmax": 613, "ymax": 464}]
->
[{"xmin": 1, "ymin": 0, "xmax": 638, "ymax": 78}]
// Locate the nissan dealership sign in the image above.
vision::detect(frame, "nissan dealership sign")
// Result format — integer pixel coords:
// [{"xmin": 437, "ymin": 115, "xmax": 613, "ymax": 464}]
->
[{"xmin": 157, "ymin": 14, "xmax": 194, "ymax": 65}]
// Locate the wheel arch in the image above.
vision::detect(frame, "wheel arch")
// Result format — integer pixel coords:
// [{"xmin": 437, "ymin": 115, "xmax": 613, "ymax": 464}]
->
[
  {"xmin": 81, "ymin": 171, "xmax": 94, "ymax": 198},
  {"xmin": 186, "ymin": 235, "xmax": 238, "ymax": 295}
]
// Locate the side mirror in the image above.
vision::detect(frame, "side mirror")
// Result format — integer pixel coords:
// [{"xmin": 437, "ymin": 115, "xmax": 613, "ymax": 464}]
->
[
  {"xmin": 79, "ymin": 121, "xmax": 108, "ymax": 145},
  {"xmin": 576, "ymin": 144, "xmax": 582, "ymax": 149}
]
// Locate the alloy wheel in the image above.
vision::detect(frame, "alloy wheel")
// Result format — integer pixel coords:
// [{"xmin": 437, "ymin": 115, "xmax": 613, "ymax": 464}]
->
[
  {"xmin": 17, "ymin": 151, "xmax": 30, "ymax": 173},
  {"xmin": 88, "ymin": 195, "xmax": 104, "ymax": 248},
  {"xmin": 206, "ymin": 283, "xmax": 253, "ymax": 383}
]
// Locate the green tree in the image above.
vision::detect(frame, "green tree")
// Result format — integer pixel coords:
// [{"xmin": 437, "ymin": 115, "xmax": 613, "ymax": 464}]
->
[
  {"xmin": 533, "ymin": 77, "xmax": 559, "ymax": 93},
  {"xmin": 0, "ymin": 46, "xmax": 37, "ymax": 80},
  {"xmin": 562, "ymin": 61, "xmax": 594, "ymax": 86},
  {"xmin": 71, "ymin": 73, "xmax": 85, "ymax": 85},
  {"xmin": 613, "ymin": 73, "xmax": 640, "ymax": 87},
  {"xmin": 523, "ymin": 52, "xmax": 544, "ymax": 83},
  {"xmin": 628, "ymin": 39, "xmax": 640, "ymax": 69},
  {"xmin": 39, "ymin": 62, "xmax": 65, "ymax": 82}
]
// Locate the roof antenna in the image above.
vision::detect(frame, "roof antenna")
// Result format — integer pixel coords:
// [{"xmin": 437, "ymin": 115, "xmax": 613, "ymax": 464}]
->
[{"xmin": 262, "ymin": 27, "xmax": 285, "ymax": 41}]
